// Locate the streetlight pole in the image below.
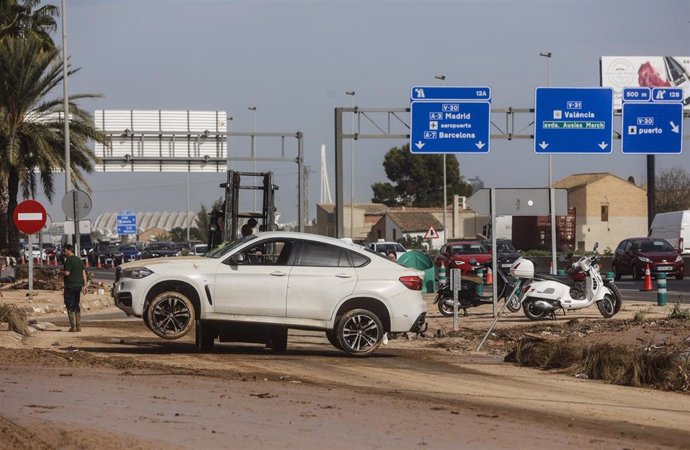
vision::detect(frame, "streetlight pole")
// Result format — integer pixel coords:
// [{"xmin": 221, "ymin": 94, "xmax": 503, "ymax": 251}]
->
[
  {"xmin": 435, "ymin": 75, "xmax": 447, "ymax": 243},
  {"xmin": 346, "ymin": 91, "xmax": 356, "ymax": 239},
  {"xmin": 540, "ymin": 52, "xmax": 556, "ymax": 274},
  {"xmin": 248, "ymin": 106, "xmax": 257, "ymax": 211},
  {"xmin": 61, "ymin": 0, "xmax": 73, "ymax": 247}
]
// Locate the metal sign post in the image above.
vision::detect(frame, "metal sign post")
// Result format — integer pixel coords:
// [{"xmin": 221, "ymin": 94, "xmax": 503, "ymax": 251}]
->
[
  {"xmin": 27, "ymin": 233, "xmax": 33, "ymax": 300},
  {"xmin": 451, "ymin": 268, "xmax": 461, "ymax": 331}
]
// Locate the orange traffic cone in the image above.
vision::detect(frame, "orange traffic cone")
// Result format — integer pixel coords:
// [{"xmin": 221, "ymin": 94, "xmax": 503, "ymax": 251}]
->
[
  {"xmin": 84, "ymin": 258, "xmax": 90, "ymax": 268},
  {"xmin": 53, "ymin": 255, "xmax": 58, "ymax": 267},
  {"xmin": 96, "ymin": 257, "xmax": 102, "ymax": 269},
  {"xmin": 641, "ymin": 263, "xmax": 653, "ymax": 291},
  {"xmin": 485, "ymin": 267, "xmax": 493, "ymax": 285}
]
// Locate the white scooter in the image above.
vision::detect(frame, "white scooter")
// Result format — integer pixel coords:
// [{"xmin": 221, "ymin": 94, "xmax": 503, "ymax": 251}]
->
[{"xmin": 510, "ymin": 243, "xmax": 623, "ymax": 320}]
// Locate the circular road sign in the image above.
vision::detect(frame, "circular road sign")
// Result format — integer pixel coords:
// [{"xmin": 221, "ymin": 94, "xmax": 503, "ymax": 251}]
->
[
  {"xmin": 61, "ymin": 189, "xmax": 93, "ymax": 220},
  {"xmin": 13, "ymin": 200, "xmax": 48, "ymax": 234}
]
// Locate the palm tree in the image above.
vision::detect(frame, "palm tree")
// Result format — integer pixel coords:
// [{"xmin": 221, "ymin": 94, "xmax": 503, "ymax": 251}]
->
[
  {"xmin": 0, "ymin": 0, "xmax": 59, "ymax": 250},
  {"xmin": 0, "ymin": 36, "xmax": 106, "ymax": 252},
  {"xmin": 0, "ymin": 0, "xmax": 57, "ymax": 49}
]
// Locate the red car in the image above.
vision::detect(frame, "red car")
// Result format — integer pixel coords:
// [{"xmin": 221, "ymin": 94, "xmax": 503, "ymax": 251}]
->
[
  {"xmin": 434, "ymin": 241, "xmax": 492, "ymax": 276},
  {"xmin": 612, "ymin": 237, "xmax": 684, "ymax": 280}
]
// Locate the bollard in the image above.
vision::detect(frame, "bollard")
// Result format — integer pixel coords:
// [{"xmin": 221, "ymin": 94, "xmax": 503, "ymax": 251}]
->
[
  {"xmin": 476, "ymin": 266, "xmax": 484, "ymax": 296},
  {"xmin": 438, "ymin": 262, "xmax": 447, "ymax": 287},
  {"xmin": 656, "ymin": 272, "xmax": 667, "ymax": 306}
]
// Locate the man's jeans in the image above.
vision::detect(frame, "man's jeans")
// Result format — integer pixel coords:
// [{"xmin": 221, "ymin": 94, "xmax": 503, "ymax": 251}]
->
[{"xmin": 64, "ymin": 286, "xmax": 81, "ymax": 312}]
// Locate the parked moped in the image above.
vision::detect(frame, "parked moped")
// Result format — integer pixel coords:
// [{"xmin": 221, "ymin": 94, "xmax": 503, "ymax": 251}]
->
[{"xmin": 517, "ymin": 243, "xmax": 623, "ymax": 320}]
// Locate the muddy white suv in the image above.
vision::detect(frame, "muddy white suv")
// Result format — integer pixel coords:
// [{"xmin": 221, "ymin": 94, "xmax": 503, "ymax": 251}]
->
[{"xmin": 113, "ymin": 232, "xmax": 427, "ymax": 356}]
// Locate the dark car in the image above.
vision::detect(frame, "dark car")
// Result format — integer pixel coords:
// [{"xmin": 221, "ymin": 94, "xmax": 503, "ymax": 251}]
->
[
  {"xmin": 142, "ymin": 241, "xmax": 181, "ymax": 259},
  {"xmin": 434, "ymin": 241, "xmax": 492, "ymax": 276},
  {"xmin": 612, "ymin": 237, "xmax": 684, "ymax": 280},
  {"xmin": 119, "ymin": 244, "xmax": 142, "ymax": 262},
  {"xmin": 482, "ymin": 239, "xmax": 521, "ymax": 274},
  {"xmin": 90, "ymin": 242, "xmax": 124, "ymax": 267}
]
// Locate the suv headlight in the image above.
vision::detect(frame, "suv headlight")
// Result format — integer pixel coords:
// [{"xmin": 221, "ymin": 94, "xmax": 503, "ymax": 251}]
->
[
  {"xmin": 638, "ymin": 256, "xmax": 652, "ymax": 263},
  {"xmin": 121, "ymin": 267, "xmax": 154, "ymax": 279}
]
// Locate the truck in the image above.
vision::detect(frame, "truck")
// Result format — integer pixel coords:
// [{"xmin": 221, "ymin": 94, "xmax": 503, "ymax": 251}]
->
[{"xmin": 649, "ymin": 210, "xmax": 690, "ymax": 254}]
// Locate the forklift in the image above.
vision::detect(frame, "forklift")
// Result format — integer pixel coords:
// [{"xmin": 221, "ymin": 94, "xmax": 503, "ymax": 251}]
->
[{"xmin": 208, "ymin": 170, "xmax": 279, "ymax": 248}]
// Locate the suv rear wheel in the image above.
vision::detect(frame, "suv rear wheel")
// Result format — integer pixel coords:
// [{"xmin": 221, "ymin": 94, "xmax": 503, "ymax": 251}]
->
[{"xmin": 336, "ymin": 309, "xmax": 384, "ymax": 357}]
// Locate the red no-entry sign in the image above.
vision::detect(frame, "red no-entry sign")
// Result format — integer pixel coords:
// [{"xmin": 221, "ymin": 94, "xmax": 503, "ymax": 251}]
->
[{"xmin": 13, "ymin": 200, "xmax": 47, "ymax": 234}]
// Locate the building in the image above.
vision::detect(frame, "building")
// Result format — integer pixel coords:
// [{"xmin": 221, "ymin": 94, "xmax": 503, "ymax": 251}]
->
[
  {"xmin": 367, "ymin": 211, "xmax": 445, "ymax": 249},
  {"xmin": 553, "ymin": 173, "xmax": 647, "ymax": 252},
  {"xmin": 92, "ymin": 211, "xmax": 198, "ymax": 239}
]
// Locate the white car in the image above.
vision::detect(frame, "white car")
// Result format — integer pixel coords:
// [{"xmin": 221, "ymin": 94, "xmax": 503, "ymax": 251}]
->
[
  {"xmin": 22, "ymin": 244, "xmax": 46, "ymax": 262},
  {"xmin": 113, "ymin": 232, "xmax": 426, "ymax": 356},
  {"xmin": 365, "ymin": 241, "xmax": 408, "ymax": 260}
]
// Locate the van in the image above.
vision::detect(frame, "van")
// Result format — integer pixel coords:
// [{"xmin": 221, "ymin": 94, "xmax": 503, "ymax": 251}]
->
[{"xmin": 649, "ymin": 210, "xmax": 690, "ymax": 254}]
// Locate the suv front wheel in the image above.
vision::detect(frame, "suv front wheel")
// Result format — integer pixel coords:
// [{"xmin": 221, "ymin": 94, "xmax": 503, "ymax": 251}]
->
[
  {"xmin": 146, "ymin": 291, "xmax": 195, "ymax": 339},
  {"xmin": 336, "ymin": 309, "xmax": 384, "ymax": 357}
]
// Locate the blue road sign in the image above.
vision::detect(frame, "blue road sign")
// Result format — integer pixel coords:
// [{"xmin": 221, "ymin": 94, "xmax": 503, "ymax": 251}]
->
[
  {"xmin": 622, "ymin": 87, "xmax": 683, "ymax": 154},
  {"xmin": 117, "ymin": 210, "xmax": 137, "ymax": 235},
  {"xmin": 623, "ymin": 87, "xmax": 651, "ymax": 103},
  {"xmin": 410, "ymin": 100, "xmax": 491, "ymax": 154},
  {"xmin": 410, "ymin": 86, "xmax": 491, "ymax": 101},
  {"xmin": 651, "ymin": 87, "xmax": 684, "ymax": 102},
  {"xmin": 534, "ymin": 87, "xmax": 614, "ymax": 154}
]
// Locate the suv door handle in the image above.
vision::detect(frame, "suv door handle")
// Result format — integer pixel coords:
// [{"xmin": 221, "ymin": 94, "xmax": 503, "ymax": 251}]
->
[
  {"xmin": 270, "ymin": 271, "xmax": 287, "ymax": 277},
  {"xmin": 335, "ymin": 273, "xmax": 352, "ymax": 278}
]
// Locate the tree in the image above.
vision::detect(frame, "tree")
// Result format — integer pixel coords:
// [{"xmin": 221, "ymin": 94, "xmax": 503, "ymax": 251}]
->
[
  {"xmin": 0, "ymin": 0, "xmax": 58, "ymax": 50},
  {"xmin": 0, "ymin": 36, "xmax": 106, "ymax": 252},
  {"xmin": 371, "ymin": 143, "xmax": 473, "ymax": 207},
  {"xmin": 0, "ymin": 0, "xmax": 59, "ymax": 250},
  {"xmin": 195, "ymin": 198, "xmax": 224, "ymax": 245},
  {"xmin": 656, "ymin": 166, "xmax": 690, "ymax": 213}
]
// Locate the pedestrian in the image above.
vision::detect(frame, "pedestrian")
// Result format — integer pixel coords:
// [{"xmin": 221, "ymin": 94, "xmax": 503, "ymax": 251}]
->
[
  {"xmin": 62, "ymin": 244, "xmax": 87, "ymax": 332},
  {"xmin": 241, "ymin": 218, "xmax": 258, "ymax": 237},
  {"xmin": 387, "ymin": 250, "xmax": 397, "ymax": 261}
]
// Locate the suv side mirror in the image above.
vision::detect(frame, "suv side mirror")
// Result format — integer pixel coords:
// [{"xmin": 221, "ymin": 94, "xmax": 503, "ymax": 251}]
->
[{"xmin": 226, "ymin": 253, "xmax": 244, "ymax": 265}]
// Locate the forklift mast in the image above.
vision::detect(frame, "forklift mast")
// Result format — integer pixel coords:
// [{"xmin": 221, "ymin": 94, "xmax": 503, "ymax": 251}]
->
[{"xmin": 221, "ymin": 170, "xmax": 278, "ymax": 241}]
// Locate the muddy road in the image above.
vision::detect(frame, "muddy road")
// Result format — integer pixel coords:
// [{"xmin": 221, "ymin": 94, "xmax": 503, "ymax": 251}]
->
[{"xmin": 2, "ymin": 308, "xmax": 690, "ymax": 449}]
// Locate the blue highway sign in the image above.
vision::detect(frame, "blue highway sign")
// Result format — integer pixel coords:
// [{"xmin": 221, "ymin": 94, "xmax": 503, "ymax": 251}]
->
[
  {"xmin": 410, "ymin": 100, "xmax": 491, "ymax": 154},
  {"xmin": 622, "ymin": 87, "xmax": 683, "ymax": 154},
  {"xmin": 117, "ymin": 210, "xmax": 137, "ymax": 235},
  {"xmin": 534, "ymin": 87, "xmax": 614, "ymax": 154},
  {"xmin": 623, "ymin": 87, "xmax": 651, "ymax": 103},
  {"xmin": 410, "ymin": 86, "xmax": 491, "ymax": 101}
]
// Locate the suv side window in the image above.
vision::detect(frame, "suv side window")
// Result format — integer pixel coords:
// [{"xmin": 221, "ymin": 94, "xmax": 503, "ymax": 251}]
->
[
  {"xmin": 296, "ymin": 241, "xmax": 350, "ymax": 267},
  {"xmin": 234, "ymin": 239, "xmax": 294, "ymax": 265},
  {"xmin": 348, "ymin": 250, "xmax": 370, "ymax": 268}
]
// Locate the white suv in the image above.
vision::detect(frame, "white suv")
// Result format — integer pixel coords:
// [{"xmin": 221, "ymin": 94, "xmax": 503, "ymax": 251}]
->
[{"xmin": 113, "ymin": 232, "xmax": 426, "ymax": 356}]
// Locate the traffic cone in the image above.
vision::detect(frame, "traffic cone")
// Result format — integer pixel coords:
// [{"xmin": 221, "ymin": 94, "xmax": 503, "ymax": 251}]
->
[
  {"xmin": 53, "ymin": 255, "xmax": 58, "ymax": 267},
  {"xmin": 641, "ymin": 263, "xmax": 653, "ymax": 291},
  {"xmin": 97, "ymin": 257, "xmax": 102, "ymax": 269},
  {"xmin": 485, "ymin": 267, "xmax": 493, "ymax": 285},
  {"xmin": 84, "ymin": 258, "xmax": 90, "ymax": 268}
]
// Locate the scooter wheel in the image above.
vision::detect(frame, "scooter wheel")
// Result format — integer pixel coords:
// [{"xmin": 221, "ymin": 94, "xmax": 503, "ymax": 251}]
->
[
  {"xmin": 596, "ymin": 295, "xmax": 616, "ymax": 318},
  {"xmin": 523, "ymin": 300, "xmax": 548, "ymax": 321},
  {"xmin": 436, "ymin": 296, "xmax": 454, "ymax": 317}
]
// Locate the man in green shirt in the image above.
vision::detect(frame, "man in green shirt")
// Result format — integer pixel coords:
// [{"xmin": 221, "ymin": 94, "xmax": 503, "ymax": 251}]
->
[{"xmin": 62, "ymin": 244, "xmax": 87, "ymax": 332}]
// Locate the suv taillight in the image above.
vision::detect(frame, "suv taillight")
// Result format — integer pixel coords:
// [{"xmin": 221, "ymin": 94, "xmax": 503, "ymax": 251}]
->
[{"xmin": 399, "ymin": 275, "xmax": 423, "ymax": 291}]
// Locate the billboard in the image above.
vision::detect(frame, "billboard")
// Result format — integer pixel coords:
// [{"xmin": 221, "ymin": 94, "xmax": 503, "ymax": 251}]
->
[
  {"xmin": 94, "ymin": 110, "xmax": 228, "ymax": 172},
  {"xmin": 600, "ymin": 56, "xmax": 690, "ymax": 109}
]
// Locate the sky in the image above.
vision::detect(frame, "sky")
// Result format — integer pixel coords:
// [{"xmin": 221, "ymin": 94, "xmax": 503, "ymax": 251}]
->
[{"xmin": 35, "ymin": 0, "xmax": 690, "ymax": 227}]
